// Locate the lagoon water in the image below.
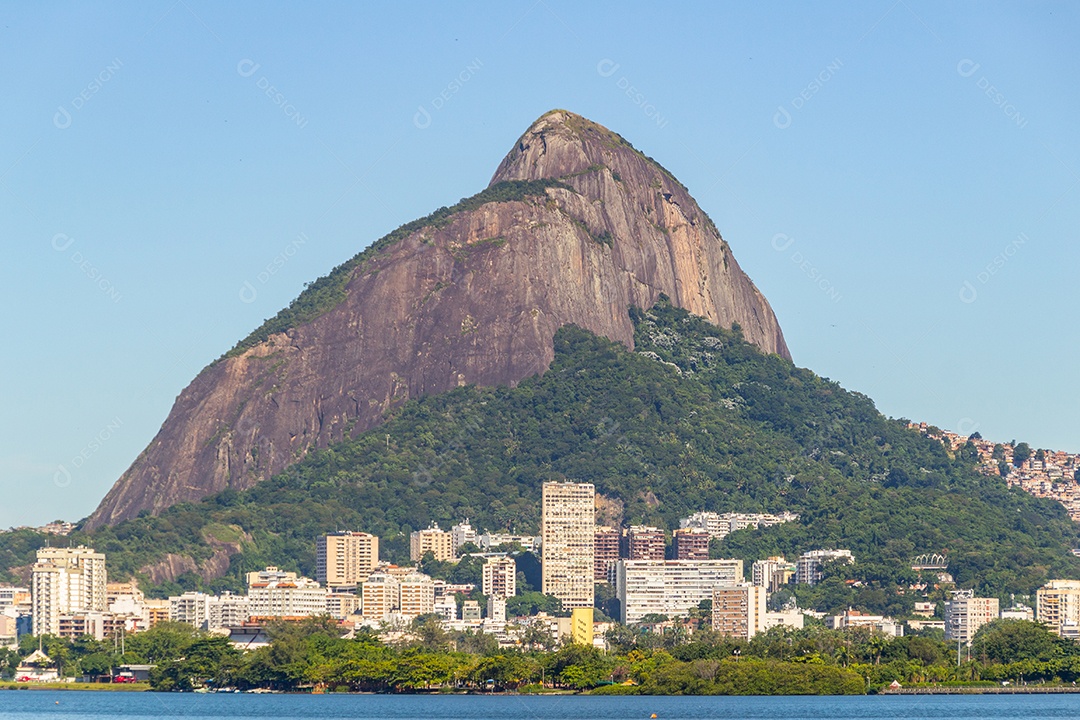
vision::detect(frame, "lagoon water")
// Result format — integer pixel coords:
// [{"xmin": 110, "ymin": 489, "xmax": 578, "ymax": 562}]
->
[{"xmin": 3, "ymin": 693, "xmax": 1080, "ymax": 720}]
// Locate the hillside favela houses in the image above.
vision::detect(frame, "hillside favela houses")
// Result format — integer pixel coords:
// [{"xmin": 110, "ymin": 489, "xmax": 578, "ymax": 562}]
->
[{"xmin": 3, "ymin": 480, "xmax": 1076, "ymax": 681}]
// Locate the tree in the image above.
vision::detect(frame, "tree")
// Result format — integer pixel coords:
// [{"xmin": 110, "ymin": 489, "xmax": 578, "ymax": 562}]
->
[
  {"xmin": 521, "ymin": 623, "xmax": 557, "ymax": 651},
  {"xmin": 409, "ymin": 615, "xmax": 451, "ymax": 652},
  {"xmin": 971, "ymin": 619, "xmax": 1074, "ymax": 664},
  {"xmin": 506, "ymin": 592, "xmax": 563, "ymax": 618},
  {"xmin": 1013, "ymin": 443, "xmax": 1032, "ymax": 467}
]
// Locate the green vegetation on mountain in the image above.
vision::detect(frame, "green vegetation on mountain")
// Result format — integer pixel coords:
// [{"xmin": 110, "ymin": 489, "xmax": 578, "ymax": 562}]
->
[
  {"xmin": 224, "ymin": 179, "xmax": 569, "ymax": 358},
  {"xmin": 3, "ymin": 300, "xmax": 1078, "ymax": 609}
]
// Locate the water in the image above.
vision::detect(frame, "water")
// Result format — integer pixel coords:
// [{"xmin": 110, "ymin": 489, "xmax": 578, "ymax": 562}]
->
[{"xmin": 3, "ymin": 693, "xmax": 1080, "ymax": 720}]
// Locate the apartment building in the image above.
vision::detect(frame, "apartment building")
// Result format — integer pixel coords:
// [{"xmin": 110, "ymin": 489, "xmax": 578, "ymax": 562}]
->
[
  {"xmin": 795, "ymin": 549, "xmax": 854, "ymax": 586},
  {"xmin": 361, "ymin": 571, "xmax": 400, "ymax": 620},
  {"xmin": 541, "ymin": 482, "xmax": 595, "ymax": 609},
  {"xmin": 944, "ymin": 591, "xmax": 999, "ymax": 644},
  {"xmin": 169, "ymin": 591, "xmax": 212, "ymax": 629},
  {"xmin": 451, "ymin": 521, "xmax": 477, "ymax": 556},
  {"xmin": 712, "ymin": 583, "xmax": 766, "ymax": 640},
  {"xmin": 594, "ymin": 526, "xmax": 621, "ymax": 581},
  {"xmin": 626, "ymin": 526, "xmax": 666, "ymax": 560},
  {"xmin": 248, "ymin": 576, "xmax": 327, "ymax": 618},
  {"xmin": 482, "ymin": 556, "xmax": 517, "ymax": 598},
  {"xmin": 752, "ymin": 556, "xmax": 796, "ymax": 592},
  {"xmin": 410, "ymin": 524, "xmax": 454, "ymax": 562},
  {"xmin": 316, "ymin": 531, "xmax": 379, "ymax": 588},
  {"xmin": 1037, "ymin": 580, "xmax": 1080, "ymax": 635},
  {"xmin": 615, "ymin": 558, "xmax": 744, "ymax": 624},
  {"xmin": 672, "ymin": 528, "xmax": 710, "ymax": 561},
  {"xmin": 399, "ymin": 572, "xmax": 435, "ymax": 618},
  {"xmin": 31, "ymin": 546, "xmax": 107, "ymax": 636}
]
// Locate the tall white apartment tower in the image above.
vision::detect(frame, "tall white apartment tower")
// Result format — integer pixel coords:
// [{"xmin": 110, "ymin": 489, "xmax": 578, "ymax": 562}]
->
[
  {"xmin": 31, "ymin": 546, "xmax": 107, "ymax": 636},
  {"xmin": 541, "ymin": 481, "xmax": 595, "ymax": 609}
]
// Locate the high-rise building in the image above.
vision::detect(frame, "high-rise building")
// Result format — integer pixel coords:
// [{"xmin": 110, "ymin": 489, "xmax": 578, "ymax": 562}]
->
[
  {"xmin": 410, "ymin": 524, "xmax": 454, "ymax": 562},
  {"xmin": 672, "ymin": 528, "xmax": 710, "ymax": 560},
  {"xmin": 796, "ymin": 549, "xmax": 854, "ymax": 585},
  {"xmin": 31, "ymin": 546, "xmax": 107, "ymax": 636},
  {"xmin": 944, "ymin": 591, "xmax": 999, "ymax": 645},
  {"xmin": 487, "ymin": 595, "xmax": 507, "ymax": 622},
  {"xmin": 169, "ymin": 591, "xmax": 212, "ymax": 629},
  {"xmin": 627, "ymin": 526, "xmax": 666, "ymax": 560},
  {"xmin": 451, "ymin": 521, "xmax": 477, "ymax": 556},
  {"xmin": 316, "ymin": 532, "xmax": 379, "ymax": 588},
  {"xmin": 752, "ymin": 556, "xmax": 795, "ymax": 591},
  {"xmin": 482, "ymin": 556, "xmax": 517, "ymax": 598},
  {"xmin": 399, "ymin": 573, "xmax": 435, "ymax": 618},
  {"xmin": 615, "ymin": 559, "xmax": 744, "ymax": 624},
  {"xmin": 594, "ymin": 526, "xmax": 621, "ymax": 580},
  {"xmin": 541, "ymin": 482, "xmax": 595, "ymax": 609},
  {"xmin": 361, "ymin": 572, "xmax": 400, "ymax": 620},
  {"xmin": 712, "ymin": 583, "xmax": 766, "ymax": 640},
  {"xmin": 1037, "ymin": 580, "xmax": 1080, "ymax": 635}
]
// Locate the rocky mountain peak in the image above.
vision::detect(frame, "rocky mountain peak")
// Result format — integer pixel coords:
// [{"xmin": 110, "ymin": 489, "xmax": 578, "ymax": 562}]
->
[{"xmin": 85, "ymin": 110, "xmax": 789, "ymax": 529}]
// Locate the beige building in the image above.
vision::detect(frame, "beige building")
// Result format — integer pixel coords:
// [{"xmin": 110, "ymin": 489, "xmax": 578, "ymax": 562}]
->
[
  {"xmin": 482, "ymin": 556, "xmax": 517, "ymax": 598},
  {"xmin": 31, "ymin": 546, "xmax": 107, "ymax": 636},
  {"xmin": 325, "ymin": 591, "xmax": 361, "ymax": 619},
  {"xmin": 361, "ymin": 571, "xmax": 400, "ymax": 620},
  {"xmin": 410, "ymin": 524, "xmax": 454, "ymax": 562},
  {"xmin": 541, "ymin": 481, "xmax": 595, "ymax": 609},
  {"xmin": 616, "ymin": 559, "xmax": 744, "ymax": 624},
  {"xmin": 144, "ymin": 598, "xmax": 170, "ymax": 628},
  {"xmin": 399, "ymin": 572, "xmax": 435, "ymax": 618},
  {"xmin": 712, "ymin": 583, "xmax": 766, "ymax": 640},
  {"xmin": 944, "ymin": 591, "xmax": 999, "ymax": 644},
  {"xmin": 316, "ymin": 532, "xmax": 379, "ymax": 588},
  {"xmin": 1037, "ymin": 580, "xmax": 1080, "ymax": 635},
  {"xmin": 0, "ymin": 613, "xmax": 16, "ymax": 649}
]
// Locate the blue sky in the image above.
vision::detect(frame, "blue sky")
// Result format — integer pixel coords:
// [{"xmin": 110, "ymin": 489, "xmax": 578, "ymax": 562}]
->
[{"xmin": 2, "ymin": 2, "xmax": 1077, "ymax": 528}]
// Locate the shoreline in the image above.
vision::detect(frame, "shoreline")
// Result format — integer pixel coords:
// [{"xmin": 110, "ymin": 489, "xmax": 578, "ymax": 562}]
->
[
  {"xmin": 881, "ymin": 686, "xmax": 1080, "ymax": 695},
  {"xmin": 0, "ymin": 682, "xmax": 151, "ymax": 692}
]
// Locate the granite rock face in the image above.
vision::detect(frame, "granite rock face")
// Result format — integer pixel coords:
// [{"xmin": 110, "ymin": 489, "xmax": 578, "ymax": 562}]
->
[{"xmin": 86, "ymin": 110, "xmax": 788, "ymax": 529}]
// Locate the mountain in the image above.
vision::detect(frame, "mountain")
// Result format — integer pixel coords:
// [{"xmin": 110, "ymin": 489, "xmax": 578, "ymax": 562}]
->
[
  {"xmin": 85, "ymin": 110, "xmax": 788, "ymax": 529},
  {"xmin": 7, "ymin": 301, "xmax": 1077, "ymax": 609}
]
